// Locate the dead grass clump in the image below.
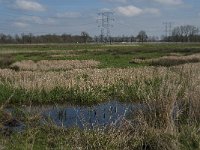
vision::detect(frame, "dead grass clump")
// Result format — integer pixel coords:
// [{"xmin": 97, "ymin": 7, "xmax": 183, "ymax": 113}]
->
[
  {"xmin": 150, "ymin": 56, "xmax": 200, "ymax": 67},
  {"xmin": 131, "ymin": 54, "xmax": 200, "ymax": 66},
  {"xmin": 10, "ymin": 60, "xmax": 100, "ymax": 71}
]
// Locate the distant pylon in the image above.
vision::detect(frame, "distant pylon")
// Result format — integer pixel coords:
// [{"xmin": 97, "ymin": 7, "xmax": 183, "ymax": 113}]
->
[
  {"xmin": 163, "ymin": 22, "xmax": 174, "ymax": 40},
  {"xmin": 97, "ymin": 11, "xmax": 114, "ymax": 43}
]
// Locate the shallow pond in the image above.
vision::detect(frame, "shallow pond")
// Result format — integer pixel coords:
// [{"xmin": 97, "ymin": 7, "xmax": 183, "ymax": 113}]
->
[
  {"xmin": 41, "ymin": 101, "xmax": 139, "ymax": 128},
  {"xmin": 3, "ymin": 101, "xmax": 143, "ymax": 131}
]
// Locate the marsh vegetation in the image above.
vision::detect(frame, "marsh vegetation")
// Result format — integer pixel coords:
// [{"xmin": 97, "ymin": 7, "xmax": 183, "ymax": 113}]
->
[{"xmin": 0, "ymin": 43, "xmax": 200, "ymax": 149}]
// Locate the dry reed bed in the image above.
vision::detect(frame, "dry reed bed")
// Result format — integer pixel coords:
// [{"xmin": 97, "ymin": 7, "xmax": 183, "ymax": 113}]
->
[
  {"xmin": 0, "ymin": 67, "xmax": 177, "ymax": 91},
  {"xmin": 10, "ymin": 60, "xmax": 100, "ymax": 71},
  {"xmin": 173, "ymin": 63, "xmax": 200, "ymax": 122},
  {"xmin": 1, "ymin": 63, "xmax": 200, "ymax": 111},
  {"xmin": 132, "ymin": 54, "xmax": 200, "ymax": 66}
]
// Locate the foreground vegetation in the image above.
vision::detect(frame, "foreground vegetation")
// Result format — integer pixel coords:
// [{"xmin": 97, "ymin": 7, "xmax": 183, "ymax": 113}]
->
[{"xmin": 0, "ymin": 43, "xmax": 200, "ymax": 149}]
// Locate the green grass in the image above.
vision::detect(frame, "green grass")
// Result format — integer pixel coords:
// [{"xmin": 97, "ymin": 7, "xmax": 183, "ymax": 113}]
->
[{"xmin": 0, "ymin": 43, "xmax": 104, "ymax": 51}]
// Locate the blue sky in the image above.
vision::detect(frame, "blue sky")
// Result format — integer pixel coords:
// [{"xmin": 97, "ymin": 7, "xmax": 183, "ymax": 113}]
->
[{"xmin": 0, "ymin": 0, "xmax": 200, "ymax": 37}]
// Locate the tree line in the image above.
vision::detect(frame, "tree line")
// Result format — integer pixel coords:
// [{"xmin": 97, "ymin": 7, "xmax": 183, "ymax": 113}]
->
[
  {"xmin": 0, "ymin": 25, "xmax": 200, "ymax": 44},
  {"xmin": 0, "ymin": 32, "xmax": 92, "ymax": 44},
  {"xmin": 0, "ymin": 31, "xmax": 156, "ymax": 44},
  {"xmin": 170, "ymin": 25, "xmax": 199, "ymax": 42}
]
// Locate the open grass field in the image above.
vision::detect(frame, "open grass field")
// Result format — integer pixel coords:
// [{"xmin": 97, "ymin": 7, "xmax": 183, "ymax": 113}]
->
[
  {"xmin": 0, "ymin": 43, "xmax": 200, "ymax": 149},
  {"xmin": 1, "ymin": 43, "xmax": 200, "ymax": 68}
]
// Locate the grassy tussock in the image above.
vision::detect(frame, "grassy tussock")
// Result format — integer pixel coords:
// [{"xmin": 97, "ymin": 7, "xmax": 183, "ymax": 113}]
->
[{"xmin": 10, "ymin": 60, "xmax": 100, "ymax": 71}]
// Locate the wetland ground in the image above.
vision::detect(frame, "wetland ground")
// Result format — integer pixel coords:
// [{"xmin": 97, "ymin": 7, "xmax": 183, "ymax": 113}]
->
[{"xmin": 0, "ymin": 43, "xmax": 200, "ymax": 149}]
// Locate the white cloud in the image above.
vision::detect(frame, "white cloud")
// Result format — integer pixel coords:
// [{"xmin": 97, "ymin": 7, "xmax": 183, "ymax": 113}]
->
[
  {"xmin": 152, "ymin": 0, "xmax": 183, "ymax": 5},
  {"xmin": 14, "ymin": 22, "xmax": 29, "ymax": 28},
  {"xmin": 56, "ymin": 12, "xmax": 81, "ymax": 18},
  {"xmin": 15, "ymin": 0, "xmax": 45, "ymax": 11},
  {"xmin": 115, "ymin": 5, "xmax": 160, "ymax": 17},
  {"xmin": 115, "ymin": 5, "xmax": 143, "ymax": 16}
]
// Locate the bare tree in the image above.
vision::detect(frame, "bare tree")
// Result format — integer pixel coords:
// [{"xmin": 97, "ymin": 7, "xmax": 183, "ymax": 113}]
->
[
  {"xmin": 81, "ymin": 31, "xmax": 90, "ymax": 43},
  {"xmin": 137, "ymin": 30, "xmax": 148, "ymax": 43},
  {"xmin": 172, "ymin": 25, "xmax": 199, "ymax": 42}
]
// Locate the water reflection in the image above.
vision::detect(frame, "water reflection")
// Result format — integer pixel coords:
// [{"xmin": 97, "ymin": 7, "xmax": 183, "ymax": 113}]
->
[{"xmin": 43, "ymin": 101, "xmax": 136, "ymax": 128}]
